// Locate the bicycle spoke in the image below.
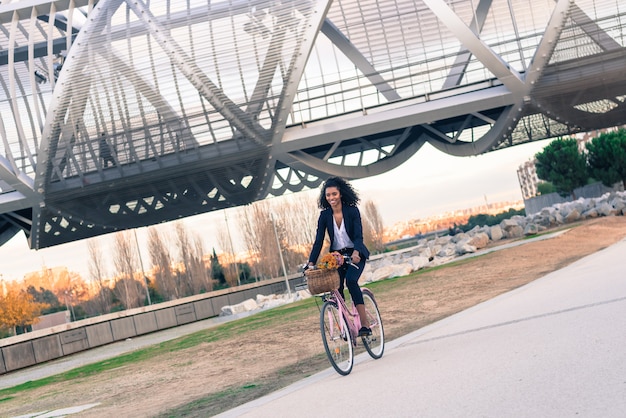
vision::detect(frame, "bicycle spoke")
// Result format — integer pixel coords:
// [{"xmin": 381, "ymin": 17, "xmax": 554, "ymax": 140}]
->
[
  {"xmin": 320, "ymin": 301, "xmax": 353, "ymax": 375},
  {"xmin": 361, "ymin": 289, "xmax": 385, "ymax": 359}
]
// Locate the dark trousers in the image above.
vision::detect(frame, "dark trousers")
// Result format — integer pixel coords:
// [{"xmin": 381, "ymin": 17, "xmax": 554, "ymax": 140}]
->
[{"xmin": 336, "ymin": 248, "xmax": 366, "ymax": 305}]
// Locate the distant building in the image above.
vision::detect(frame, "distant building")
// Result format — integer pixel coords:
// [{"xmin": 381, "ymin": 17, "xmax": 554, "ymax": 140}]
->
[
  {"xmin": 517, "ymin": 160, "xmax": 539, "ymax": 200},
  {"xmin": 516, "ymin": 128, "xmax": 622, "ymax": 200}
]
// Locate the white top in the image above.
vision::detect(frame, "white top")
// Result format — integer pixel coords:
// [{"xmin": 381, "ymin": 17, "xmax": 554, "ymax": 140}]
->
[{"xmin": 333, "ymin": 217, "xmax": 354, "ymax": 250}]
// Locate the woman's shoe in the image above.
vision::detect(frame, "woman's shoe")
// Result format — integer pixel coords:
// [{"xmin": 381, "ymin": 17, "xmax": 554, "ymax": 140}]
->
[{"xmin": 358, "ymin": 326, "xmax": 372, "ymax": 337}]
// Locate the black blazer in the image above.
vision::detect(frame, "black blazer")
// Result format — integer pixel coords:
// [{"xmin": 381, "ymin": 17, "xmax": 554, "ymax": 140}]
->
[{"xmin": 308, "ymin": 205, "xmax": 370, "ymax": 264}]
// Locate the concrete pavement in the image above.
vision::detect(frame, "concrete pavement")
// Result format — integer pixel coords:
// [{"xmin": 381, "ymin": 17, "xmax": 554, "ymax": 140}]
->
[{"xmin": 218, "ymin": 237, "xmax": 626, "ymax": 417}]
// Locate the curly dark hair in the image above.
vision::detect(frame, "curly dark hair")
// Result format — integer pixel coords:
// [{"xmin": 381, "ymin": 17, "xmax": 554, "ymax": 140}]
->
[{"xmin": 318, "ymin": 177, "xmax": 360, "ymax": 209}]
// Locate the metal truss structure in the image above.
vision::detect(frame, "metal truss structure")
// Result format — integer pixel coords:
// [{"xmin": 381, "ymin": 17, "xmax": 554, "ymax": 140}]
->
[{"xmin": 0, "ymin": 0, "xmax": 624, "ymax": 249}]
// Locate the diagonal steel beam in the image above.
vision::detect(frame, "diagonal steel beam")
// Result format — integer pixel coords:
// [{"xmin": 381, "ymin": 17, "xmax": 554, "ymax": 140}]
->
[
  {"xmin": 244, "ymin": 8, "xmax": 293, "ymax": 118},
  {"xmin": 442, "ymin": 0, "xmax": 493, "ymax": 89},
  {"xmin": 569, "ymin": 4, "xmax": 622, "ymax": 51},
  {"xmin": 0, "ymin": 156, "xmax": 38, "ymax": 201},
  {"xmin": 126, "ymin": 0, "xmax": 268, "ymax": 145},
  {"xmin": 423, "ymin": 0, "xmax": 526, "ymax": 95},
  {"xmin": 525, "ymin": 0, "xmax": 574, "ymax": 89},
  {"xmin": 321, "ymin": 19, "xmax": 401, "ymax": 102}
]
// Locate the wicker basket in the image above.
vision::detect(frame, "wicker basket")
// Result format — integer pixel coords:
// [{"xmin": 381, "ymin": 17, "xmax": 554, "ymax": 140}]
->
[{"xmin": 305, "ymin": 268, "xmax": 340, "ymax": 294}]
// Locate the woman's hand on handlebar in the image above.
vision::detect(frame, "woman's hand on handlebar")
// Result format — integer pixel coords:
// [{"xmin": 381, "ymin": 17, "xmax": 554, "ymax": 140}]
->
[
  {"xmin": 342, "ymin": 254, "xmax": 360, "ymax": 270},
  {"xmin": 351, "ymin": 250, "xmax": 361, "ymax": 264}
]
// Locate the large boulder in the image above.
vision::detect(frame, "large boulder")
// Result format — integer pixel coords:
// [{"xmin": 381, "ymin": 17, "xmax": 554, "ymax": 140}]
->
[
  {"xmin": 611, "ymin": 197, "xmax": 625, "ymax": 213},
  {"xmin": 256, "ymin": 294, "xmax": 278, "ymax": 305},
  {"xmin": 500, "ymin": 219, "xmax": 524, "ymax": 238},
  {"xmin": 429, "ymin": 244, "xmax": 442, "ymax": 256},
  {"xmin": 456, "ymin": 239, "xmax": 477, "ymax": 255},
  {"xmin": 564, "ymin": 208, "xmax": 581, "ymax": 223},
  {"xmin": 391, "ymin": 263, "xmax": 414, "ymax": 278},
  {"xmin": 582, "ymin": 208, "xmax": 599, "ymax": 218},
  {"xmin": 221, "ymin": 298, "xmax": 259, "ymax": 315},
  {"xmin": 418, "ymin": 246, "xmax": 434, "ymax": 260},
  {"xmin": 597, "ymin": 202, "xmax": 617, "ymax": 217},
  {"xmin": 369, "ymin": 264, "xmax": 397, "ymax": 282},
  {"xmin": 500, "ymin": 218, "xmax": 518, "ymax": 229},
  {"xmin": 430, "ymin": 255, "xmax": 455, "ymax": 266},
  {"xmin": 468, "ymin": 232, "xmax": 490, "ymax": 249},
  {"xmin": 510, "ymin": 215, "xmax": 528, "ymax": 229},
  {"xmin": 451, "ymin": 232, "xmax": 469, "ymax": 243},
  {"xmin": 409, "ymin": 256, "xmax": 430, "ymax": 271},
  {"xmin": 434, "ymin": 235, "xmax": 452, "ymax": 246},
  {"xmin": 533, "ymin": 209, "xmax": 556, "ymax": 227},
  {"xmin": 369, "ymin": 263, "xmax": 413, "ymax": 281},
  {"xmin": 523, "ymin": 223, "xmax": 540, "ymax": 236},
  {"xmin": 437, "ymin": 243, "xmax": 457, "ymax": 257},
  {"xmin": 507, "ymin": 225, "xmax": 524, "ymax": 238},
  {"xmin": 489, "ymin": 225, "xmax": 503, "ymax": 241}
]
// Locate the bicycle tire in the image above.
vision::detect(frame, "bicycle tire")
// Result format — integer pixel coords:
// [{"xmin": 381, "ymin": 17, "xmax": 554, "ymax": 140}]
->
[
  {"xmin": 320, "ymin": 301, "xmax": 354, "ymax": 375},
  {"xmin": 361, "ymin": 289, "xmax": 385, "ymax": 359}
]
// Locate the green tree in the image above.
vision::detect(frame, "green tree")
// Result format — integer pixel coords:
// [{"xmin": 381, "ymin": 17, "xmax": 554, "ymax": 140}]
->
[
  {"xmin": 535, "ymin": 137, "xmax": 589, "ymax": 199},
  {"xmin": 460, "ymin": 208, "xmax": 525, "ymax": 232},
  {"xmin": 536, "ymin": 181, "xmax": 557, "ymax": 195},
  {"xmin": 26, "ymin": 286, "xmax": 63, "ymax": 314},
  {"xmin": 237, "ymin": 262, "xmax": 253, "ymax": 284},
  {"xmin": 586, "ymin": 129, "xmax": 626, "ymax": 189},
  {"xmin": 210, "ymin": 248, "xmax": 226, "ymax": 287}
]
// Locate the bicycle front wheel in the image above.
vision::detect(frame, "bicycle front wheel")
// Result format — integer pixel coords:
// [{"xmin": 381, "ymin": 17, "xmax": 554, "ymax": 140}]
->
[
  {"xmin": 361, "ymin": 289, "xmax": 385, "ymax": 359},
  {"xmin": 320, "ymin": 301, "xmax": 354, "ymax": 376}
]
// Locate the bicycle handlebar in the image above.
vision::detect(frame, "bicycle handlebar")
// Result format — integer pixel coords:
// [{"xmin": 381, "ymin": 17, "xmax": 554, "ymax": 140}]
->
[
  {"xmin": 302, "ymin": 254, "xmax": 359, "ymax": 272},
  {"xmin": 342, "ymin": 255, "xmax": 360, "ymax": 270}
]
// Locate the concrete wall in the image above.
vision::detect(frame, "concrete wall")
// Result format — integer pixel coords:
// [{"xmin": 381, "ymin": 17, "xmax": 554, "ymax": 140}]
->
[
  {"xmin": 32, "ymin": 311, "xmax": 70, "ymax": 331},
  {"xmin": 524, "ymin": 182, "xmax": 618, "ymax": 215},
  {"xmin": 0, "ymin": 275, "xmax": 304, "ymax": 375}
]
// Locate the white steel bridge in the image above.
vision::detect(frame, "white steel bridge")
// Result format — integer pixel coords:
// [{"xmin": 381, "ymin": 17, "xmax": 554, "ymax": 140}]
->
[{"xmin": 0, "ymin": 0, "xmax": 624, "ymax": 249}]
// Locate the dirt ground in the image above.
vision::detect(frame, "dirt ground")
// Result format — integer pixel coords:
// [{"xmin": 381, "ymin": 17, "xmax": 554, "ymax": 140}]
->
[{"xmin": 4, "ymin": 216, "xmax": 626, "ymax": 417}]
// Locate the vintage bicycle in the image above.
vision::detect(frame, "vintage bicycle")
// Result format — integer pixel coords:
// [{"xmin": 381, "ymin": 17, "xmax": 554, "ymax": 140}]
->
[{"xmin": 302, "ymin": 255, "xmax": 384, "ymax": 375}]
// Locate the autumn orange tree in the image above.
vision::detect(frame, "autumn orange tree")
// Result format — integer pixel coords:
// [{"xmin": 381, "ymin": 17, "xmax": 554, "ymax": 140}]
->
[{"xmin": 0, "ymin": 285, "xmax": 48, "ymax": 336}]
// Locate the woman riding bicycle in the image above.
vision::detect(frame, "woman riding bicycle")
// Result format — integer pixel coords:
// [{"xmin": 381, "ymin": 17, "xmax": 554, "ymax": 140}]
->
[{"xmin": 307, "ymin": 177, "xmax": 372, "ymax": 337}]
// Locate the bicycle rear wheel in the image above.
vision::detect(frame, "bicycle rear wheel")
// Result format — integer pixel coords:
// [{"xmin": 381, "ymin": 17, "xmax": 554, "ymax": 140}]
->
[
  {"xmin": 361, "ymin": 289, "xmax": 384, "ymax": 359},
  {"xmin": 320, "ymin": 301, "xmax": 354, "ymax": 375}
]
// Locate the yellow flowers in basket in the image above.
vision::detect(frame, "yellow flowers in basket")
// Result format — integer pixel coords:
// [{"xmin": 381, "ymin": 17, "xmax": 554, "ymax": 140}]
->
[{"xmin": 317, "ymin": 251, "xmax": 345, "ymax": 270}]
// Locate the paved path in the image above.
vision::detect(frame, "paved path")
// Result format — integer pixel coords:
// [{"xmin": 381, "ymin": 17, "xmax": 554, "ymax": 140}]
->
[{"xmin": 218, "ymin": 237, "xmax": 626, "ymax": 417}]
